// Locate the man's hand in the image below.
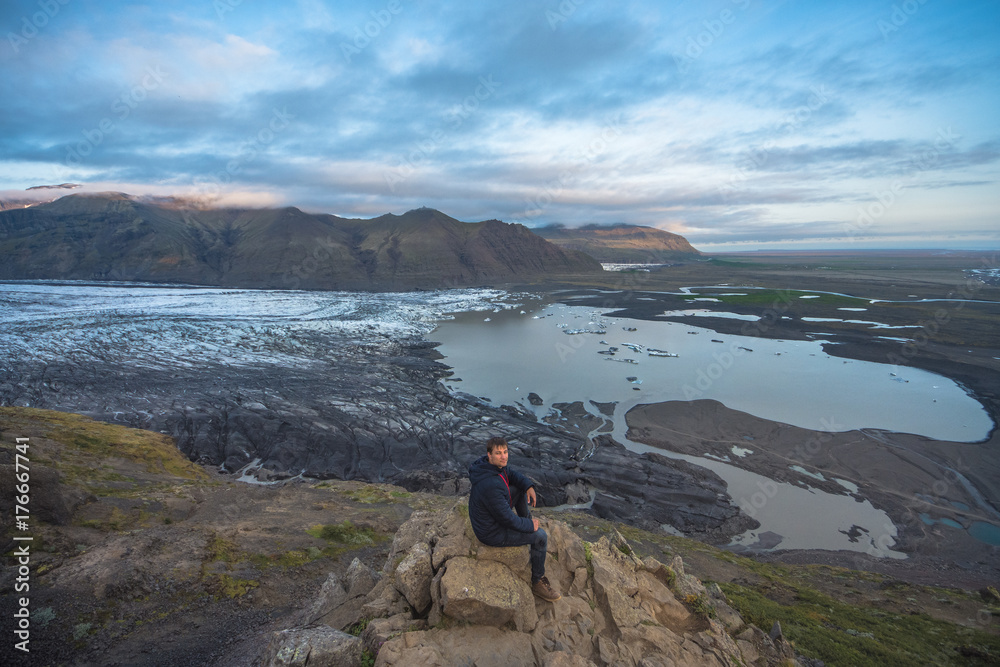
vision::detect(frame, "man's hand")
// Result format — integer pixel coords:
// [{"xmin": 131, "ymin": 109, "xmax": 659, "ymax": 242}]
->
[
  {"xmin": 532, "ymin": 517, "xmax": 540, "ymax": 532},
  {"xmin": 526, "ymin": 487, "xmax": 537, "ymax": 507}
]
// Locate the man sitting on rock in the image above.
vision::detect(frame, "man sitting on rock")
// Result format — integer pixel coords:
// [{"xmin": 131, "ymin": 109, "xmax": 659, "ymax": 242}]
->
[{"xmin": 468, "ymin": 436, "xmax": 561, "ymax": 602}]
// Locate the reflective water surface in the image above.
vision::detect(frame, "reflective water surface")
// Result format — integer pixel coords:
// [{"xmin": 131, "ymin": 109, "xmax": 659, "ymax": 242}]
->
[{"xmin": 432, "ymin": 300, "xmax": 995, "ymax": 556}]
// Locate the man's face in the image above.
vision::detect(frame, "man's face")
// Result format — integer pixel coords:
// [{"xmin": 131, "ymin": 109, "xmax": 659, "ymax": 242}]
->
[{"xmin": 487, "ymin": 446, "xmax": 508, "ymax": 468}]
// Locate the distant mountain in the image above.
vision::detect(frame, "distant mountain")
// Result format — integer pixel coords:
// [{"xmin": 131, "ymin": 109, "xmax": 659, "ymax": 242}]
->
[
  {"xmin": 534, "ymin": 223, "xmax": 700, "ymax": 263},
  {"xmin": 0, "ymin": 193, "xmax": 602, "ymax": 289}
]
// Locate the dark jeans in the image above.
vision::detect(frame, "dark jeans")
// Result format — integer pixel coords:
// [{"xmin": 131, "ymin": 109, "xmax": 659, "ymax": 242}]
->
[{"xmin": 495, "ymin": 491, "xmax": 547, "ymax": 583}]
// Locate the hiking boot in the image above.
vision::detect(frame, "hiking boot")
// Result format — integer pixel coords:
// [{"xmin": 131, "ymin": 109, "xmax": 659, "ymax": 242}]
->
[{"xmin": 532, "ymin": 576, "xmax": 561, "ymax": 602}]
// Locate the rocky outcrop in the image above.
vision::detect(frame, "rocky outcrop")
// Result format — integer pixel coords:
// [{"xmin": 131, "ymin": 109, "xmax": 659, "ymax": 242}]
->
[{"xmin": 264, "ymin": 503, "xmax": 799, "ymax": 666}]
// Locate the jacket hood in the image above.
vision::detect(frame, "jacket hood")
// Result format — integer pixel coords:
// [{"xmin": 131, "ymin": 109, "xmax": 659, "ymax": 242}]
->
[{"xmin": 468, "ymin": 454, "xmax": 505, "ymax": 484}]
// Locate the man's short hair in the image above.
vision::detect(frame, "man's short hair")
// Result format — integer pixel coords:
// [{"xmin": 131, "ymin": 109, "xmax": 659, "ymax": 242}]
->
[{"xmin": 486, "ymin": 437, "xmax": 508, "ymax": 454}]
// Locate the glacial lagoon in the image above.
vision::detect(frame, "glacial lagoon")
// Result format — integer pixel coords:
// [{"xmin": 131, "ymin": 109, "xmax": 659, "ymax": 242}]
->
[
  {"xmin": 431, "ymin": 299, "xmax": 995, "ymax": 556},
  {"xmin": 432, "ymin": 302, "xmax": 992, "ymax": 442}
]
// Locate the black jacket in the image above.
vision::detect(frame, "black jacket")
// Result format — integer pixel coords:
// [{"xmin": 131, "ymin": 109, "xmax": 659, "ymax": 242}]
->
[{"xmin": 467, "ymin": 455, "xmax": 535, "ymax": 545}]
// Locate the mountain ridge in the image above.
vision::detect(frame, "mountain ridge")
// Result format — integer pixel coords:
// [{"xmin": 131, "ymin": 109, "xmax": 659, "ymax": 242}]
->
[
  {"xmin": 534, "ymin": 222, "xmax": 701, "ymax": 263},
  {"xmin": 0, "ymin": 193, "xmax": 603, "ymax": 289}
]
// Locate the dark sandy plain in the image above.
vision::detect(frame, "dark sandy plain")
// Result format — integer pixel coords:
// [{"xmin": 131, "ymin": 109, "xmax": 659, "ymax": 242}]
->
[{"xmin": 539, "ymin": 250, "xmax": 1000, "ymax": 589}]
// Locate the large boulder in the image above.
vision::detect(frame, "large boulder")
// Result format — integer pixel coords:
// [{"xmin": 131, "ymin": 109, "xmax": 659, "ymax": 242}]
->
[
  {"xmin": 262, "ymin": 626, "xmax": 362, "ymax": 667},
  {"xmin": 345, "ymin": 556, "xmax": 380, "ymax": 599},
  {"xmin": 590, "ymin": 535, "xmax": 647, "ymax": 633},
  {"xmin": 428, "ymin": 505, "xmax": 474, "ymax": 569},
  {"xmin": 670, "ymin": 554, "xmax": 707, "ymax": 600},
  {"xmin": 473, "ymin": 541, "xmax": 532, "ymax": 581},
  {"xmin": 440, "ymin": 556, "xmax": 538, "ymax": 631},
  {"xmin": 394, "ymin": 541, "xmax": 433, "ymax": 614},
  {"xmin": 382, "ymin": 510, "xmax": 440, "ymax": 573},
  {"xmin": 360, "ymin": 613, "xmax": 427, "ymax": 655}
]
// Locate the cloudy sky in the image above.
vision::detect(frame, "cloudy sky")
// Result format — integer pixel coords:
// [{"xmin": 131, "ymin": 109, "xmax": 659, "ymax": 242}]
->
[{"xmin": 2, "ymin": 0, "xmax": 998, "ymax": 250}]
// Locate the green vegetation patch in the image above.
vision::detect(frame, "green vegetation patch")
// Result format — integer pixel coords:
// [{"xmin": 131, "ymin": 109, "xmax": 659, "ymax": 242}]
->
[
  {"xmin": 583, "ymin": 541, "xmax": 595, "ymax": 579},
  {"xmin": 346, "ymin": 617, "xmax": 371, "ymax": 636},
  {"xmin": 713, "ymin": 549, "xmax": 794, "ymax": 582},
  {"xmin": 272, "ymin": 550, "xmax": 311, "ymax": 568},
  {"xmin": 72, "ymin": 622, "xmax": 93, "ymax": 641},
  {"xmin": 341, "ymin": 484, "xmax": 413, "ymax": 504},
  {"xmin": 205, "ymin": 531, "xmax": 325, "ymax": 572},
  {"xmin": 207, "ymin": 534, "xmax": 241, "ymax": 563},
  {"xmin": 34, "ymin": 607, "xmax": 56, "ymax": 628},
  {"xmin": 258, "ymin": 549, "xmax": 318, "ymax": 569},
  {"xmin": 309, "ymin": 520, "xmax": 380, "ymax": 546},
  {"xmin": 75, "ymin": 507, "xmax": 136, "ymax": 532},
  {"xmin": 212, "ymin": 573, "xmax": 259, "ymax": 599},
  {"xmin": 683, "ymin": 593, "xmax": 716, "ymax": 619},
  {"xmin": 719, "ymin": 582, "xmax": 999, "ymax": 666},
  {"xmin": 200, "ymin": 532, "xmax": 261, "ymax": 598}
]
